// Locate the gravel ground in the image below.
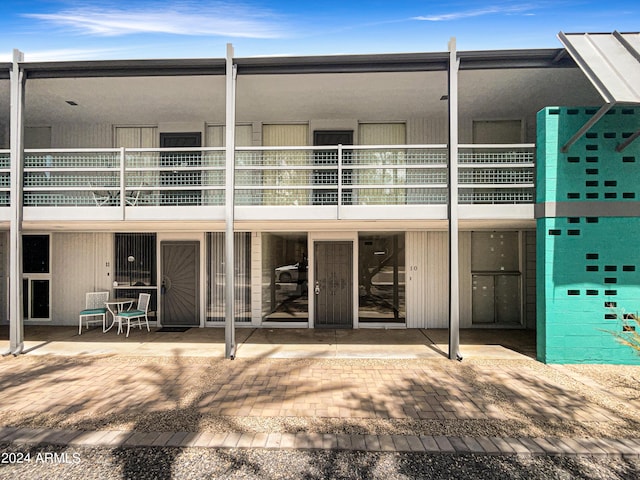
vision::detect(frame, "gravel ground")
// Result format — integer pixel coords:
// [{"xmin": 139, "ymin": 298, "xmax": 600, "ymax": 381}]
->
[{"xmin": 0, "ymin": 444, "xmax": 638, "ymax": 480}]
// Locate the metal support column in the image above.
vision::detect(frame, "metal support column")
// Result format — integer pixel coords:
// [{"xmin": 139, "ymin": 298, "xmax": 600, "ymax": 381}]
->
[
  {"xmin": 448, "ymin": 38, "xmax": 462, "ymax": 361},
  {"xmin": 224, "ymin": 43, "xmax": 237, "ymax": 359},
  {"xmin": 8, "ymin": 50, "xmax": 25, "ymax": 355}
]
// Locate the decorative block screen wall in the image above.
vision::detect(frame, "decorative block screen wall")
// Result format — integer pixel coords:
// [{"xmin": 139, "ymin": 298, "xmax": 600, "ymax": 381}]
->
[{"xmin": 537, "ymin": 106, "xmax": 640, "ymax": 364}]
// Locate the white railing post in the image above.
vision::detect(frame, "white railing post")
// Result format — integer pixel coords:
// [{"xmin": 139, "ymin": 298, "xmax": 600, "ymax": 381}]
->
[
  {"xmin": 120, "ymin": 147, "xmax": 126, "ymax": 218},
  {"xmin": 337, "ymin": 144, "xmax": 343, "ymax": 219}
]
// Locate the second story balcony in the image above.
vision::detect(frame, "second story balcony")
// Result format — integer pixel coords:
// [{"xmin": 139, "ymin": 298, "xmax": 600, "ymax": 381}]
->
[{"xmin": 0, "ymin": 144, "xmax": 535, "ymax": 223}]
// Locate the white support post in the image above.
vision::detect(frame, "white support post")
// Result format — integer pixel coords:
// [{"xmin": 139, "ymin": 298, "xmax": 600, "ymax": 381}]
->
[
  {"xmin": 8, "ymin": 49, "xmax": 25, "ymax": 355},
  {"xmin": 224, "ymin": 43, "xmax": 237, "ymax": 359},
  {"xmin": 448, "ymin": 38, "xmax": 462, "ymax": 361}
]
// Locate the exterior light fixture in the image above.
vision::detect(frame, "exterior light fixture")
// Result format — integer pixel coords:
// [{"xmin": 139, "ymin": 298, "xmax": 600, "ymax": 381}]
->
[{"xmin": 128, "ymin": 255, "xmax": 135, "ymax": 286}]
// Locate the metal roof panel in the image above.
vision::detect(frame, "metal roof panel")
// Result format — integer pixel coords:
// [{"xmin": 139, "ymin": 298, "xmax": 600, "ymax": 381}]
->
[{"xmin": 558, "ymin": 31, "xmax": 640, "ymax": 104}]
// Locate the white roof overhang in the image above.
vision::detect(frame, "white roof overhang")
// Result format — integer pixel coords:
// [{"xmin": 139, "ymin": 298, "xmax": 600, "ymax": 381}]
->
[{"xmin": 558, "ymin": 31, "xmax": 640, "ymax": 152}]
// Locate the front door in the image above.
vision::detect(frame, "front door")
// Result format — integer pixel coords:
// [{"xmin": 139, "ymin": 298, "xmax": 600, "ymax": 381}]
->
[
  {"xmin": 161, "ymin": 241, "xmax": 200, "ymax": 326},
  {"xmin": 314, "ymin": 241, "xmax": 353, "ymax": 328},
  {"xmin": 159, "ymin": 132, "xmax": 202, "ymax": 205}
]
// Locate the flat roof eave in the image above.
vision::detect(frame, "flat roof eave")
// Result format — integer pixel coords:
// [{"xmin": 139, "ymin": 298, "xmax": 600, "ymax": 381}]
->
[{"xmin": 13, "ymin": 47, "xmax": 578, "ymax": 79}]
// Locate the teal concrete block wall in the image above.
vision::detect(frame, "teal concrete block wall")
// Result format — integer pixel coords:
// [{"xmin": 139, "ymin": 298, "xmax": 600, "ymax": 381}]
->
[
  {"xmin": 537, "ymin": 107, "xmax": 640, "ymax": 364},
  {"xmin": 537, "ymin": 107, "xmax": 640, "ymax": 204}
]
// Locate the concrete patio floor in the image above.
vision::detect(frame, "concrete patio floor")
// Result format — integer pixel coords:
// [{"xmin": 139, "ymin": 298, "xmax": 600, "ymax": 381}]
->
[{"xmin": 0, "ymin": 325, "xmax": 537, "ymax": 360}]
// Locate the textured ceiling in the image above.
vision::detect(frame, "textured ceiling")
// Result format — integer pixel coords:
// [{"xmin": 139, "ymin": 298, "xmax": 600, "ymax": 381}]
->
[{"xmin": 0, "ymin": 66, "xmax": 601, "ymax": 137}]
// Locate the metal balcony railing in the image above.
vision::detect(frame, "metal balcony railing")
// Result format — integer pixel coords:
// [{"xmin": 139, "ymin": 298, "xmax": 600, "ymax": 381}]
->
[
  {"xmin": 0, "ymin": 150, "xmax": 10, "ymax": 207},
  {"xmin": 10, "ymin": 144, "xmax": 535, "ymax": 208},
  {"xmin": 458, "ymin": 144, "xmax": 535, "ymax": 204},
  {"xmin": 235, "ymin": 145, "xmax": 449, "ymax": 206}
]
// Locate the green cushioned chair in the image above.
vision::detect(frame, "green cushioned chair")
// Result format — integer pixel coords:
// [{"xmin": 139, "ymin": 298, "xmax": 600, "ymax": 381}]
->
[
  {"xmin": 114, "ymin": 293, "xmax": 151, "ymax": 337},
  {"xmin": 79, "ymin": 291, "xmax": 109, "ymax": 335}
]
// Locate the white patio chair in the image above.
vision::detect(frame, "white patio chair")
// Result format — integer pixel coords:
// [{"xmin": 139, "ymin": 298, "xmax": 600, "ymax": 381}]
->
[
  {"xmin": 114, "ymin": 293, "xmax": 151, "ymax": 337},
  {"xmin": 89, "ymin": 183, "xmax": 113, "ymax": 206},
  {"xmin": 78, "ymin": 291, "xmax": 110, "ymax": 335},
  {"xmin": 125, "ymin": 189, "xmax": 141, "ymax": 206}
]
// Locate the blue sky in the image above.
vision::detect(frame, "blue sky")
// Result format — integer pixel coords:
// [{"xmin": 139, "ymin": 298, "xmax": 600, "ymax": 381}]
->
[{"xmin": 0, "ymin": 0, "xmax": 637, "ymax": 61}]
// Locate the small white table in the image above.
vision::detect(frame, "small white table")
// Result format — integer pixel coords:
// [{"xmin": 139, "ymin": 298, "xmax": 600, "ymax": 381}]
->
[{"xmin": 104, "ymin": 298, "xmax": 134, "ymax": 333}]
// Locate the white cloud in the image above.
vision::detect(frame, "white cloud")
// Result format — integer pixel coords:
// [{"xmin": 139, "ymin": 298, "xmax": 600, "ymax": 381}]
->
[
  {"xmin": 0, "ymin": 48, "xmax": 130, "ymax": 62},
  {"xmin": 414, "ymin": 4, "xmax": 537, "ymax": 22},
  {"xmin": 23, "ymin": 2, "xmax": 285, "ymax": 39}
]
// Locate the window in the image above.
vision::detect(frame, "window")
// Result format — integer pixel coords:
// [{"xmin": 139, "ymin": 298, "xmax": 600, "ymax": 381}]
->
[
  {"xmin": 358, "ymin": 233, "xmax": 405, "ymax": 323},
  {"xmin": 114, "ymin": 233, "xmax": 157, "ymax": 314},
  {"xmin": 356, "ymin": 123, "xmax": 407, "ymax": 205},
  {"xmin": 23, "ymin": 234, "xmax": 50, "ymax": 319},
  {"xmin": 262, "ymin": 233, "xmax": 308, "ymax": 321},
  {"xmin": 114, "ymin": 233, "xmax": 156, "ymax": 287},
  {"xmin": 23, "ymin": 235, "xmax": 49, "ymax": 273}
]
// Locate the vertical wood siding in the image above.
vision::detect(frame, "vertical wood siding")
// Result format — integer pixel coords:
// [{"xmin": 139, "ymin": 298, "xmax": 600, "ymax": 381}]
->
[
  {"xmin": 407, "ymin": 118, "xmax": 447, "ymax": 144},
  {"xmin": 205, "ymin": 124, "xmax": 253, "ymax": 147},
  {"xmin": 0, "ymin": 232, "xmax": 7, "ymax": 322},
  {"xmin": 52, "ymin": 124, "xmax": 114, "ymax": 148},
  {"xmin": 524, "ymin": 230, "xmax": 537, "ymax": 329},
  {"xmin": 406, "ymin": 231, "xmax": 449, "ymax": 328},
  {"xmin": 51, "ymin": 232, "xmax": 113, "ymax": 325},
  {"xmin": 458, "ymin": 231, "xmax": 473, "ymax": 327},
  {"xmin": 114, "ymin": 126, "xmax": 159, "ymax": 148},
  {"xmin": 251, "ymin": 232, "xmax": 262, "ymax": 325}
]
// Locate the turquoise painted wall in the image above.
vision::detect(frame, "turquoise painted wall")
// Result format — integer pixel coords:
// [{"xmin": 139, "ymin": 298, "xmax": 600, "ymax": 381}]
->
[{"xmin": 537, "ymin": 106, "xmax": 640, "ymax": 364}]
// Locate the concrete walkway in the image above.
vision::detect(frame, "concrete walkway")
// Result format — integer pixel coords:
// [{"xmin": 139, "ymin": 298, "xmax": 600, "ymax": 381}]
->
[
  {"xmin": 1, "ymin": 426, "xmax": 639, "ymax": 457},
  {"xmin": 0, "ymin": 327, "xmax": 638, "ymax": 462},
  {"xmin": 0, "ymin": 325, "xmax": 536, "ymax": 359}
]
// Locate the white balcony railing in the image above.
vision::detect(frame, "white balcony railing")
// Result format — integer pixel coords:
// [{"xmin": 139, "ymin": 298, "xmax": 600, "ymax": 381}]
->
[
  {"xmin": 235, "ymin": 145, "xmax": 450, "ymax": 206},
  {"xmin": 0, "ymin": 150, "xmax": 9, "ymax": 207},
  {"xmin": 9, "ymin": 144, "xmax": 535, "ymax": 209},
  {"xmin": 458, "ymin": 144, "xmax": 535, "ymax": 204}
]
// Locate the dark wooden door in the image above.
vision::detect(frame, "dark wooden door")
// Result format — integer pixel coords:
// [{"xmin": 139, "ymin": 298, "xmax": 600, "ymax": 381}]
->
[
  {"xmin": 314, "ymin": 241, "xmax": 353, "ymax": 328},
  {"xmin": 161, "ymin": 241, "xmax": 199, "ymax": 326}
]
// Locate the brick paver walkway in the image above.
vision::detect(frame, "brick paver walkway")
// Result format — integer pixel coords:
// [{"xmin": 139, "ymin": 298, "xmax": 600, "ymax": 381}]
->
[
  {"xmin": 1, "ymin": 426, "xmax": 638, "ymax": 457},
  {"xmin": 0, "ymin": 352, "xmax": 638, "ymax": 458},
  {"xmin": 0, "ymin": 357, "xmax": 617, "ymax": 423}
]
